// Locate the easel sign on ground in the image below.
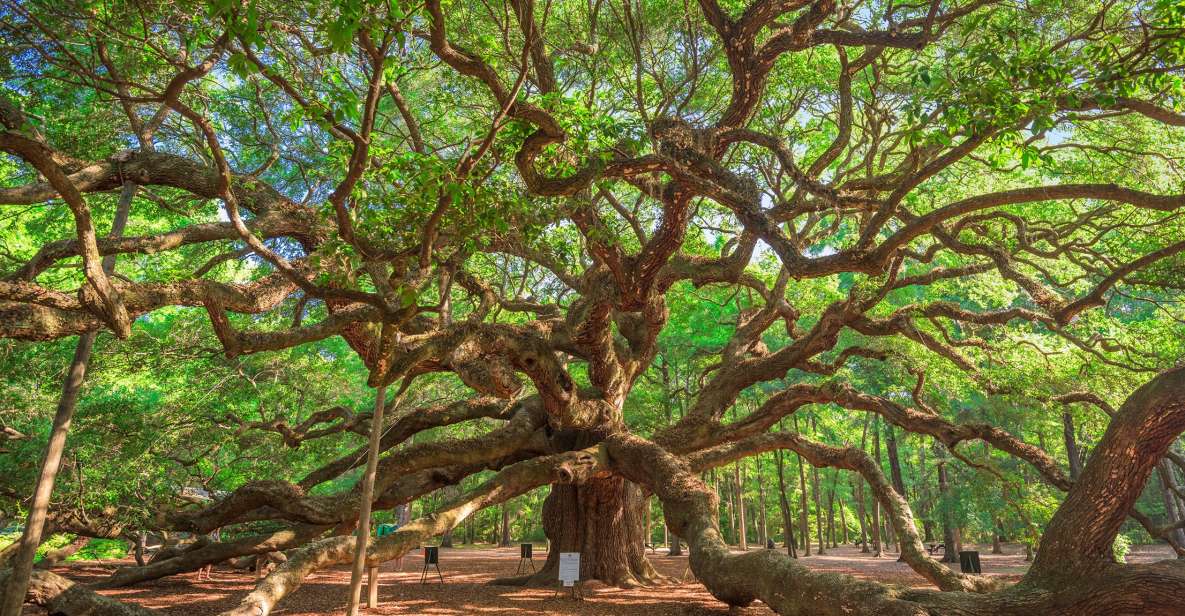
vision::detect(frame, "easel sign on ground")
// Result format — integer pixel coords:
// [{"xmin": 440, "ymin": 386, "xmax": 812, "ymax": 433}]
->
[
  {"xmin": 420, "ymin": 546, "xmax": 443, "ymax": 584},
  {"xmin": 516, "ymin": 543, "xmax": 535, "ymax": 574},
  {"xmin": 554, "ymin": 551, "xmax": 583, "ymax": 599}
]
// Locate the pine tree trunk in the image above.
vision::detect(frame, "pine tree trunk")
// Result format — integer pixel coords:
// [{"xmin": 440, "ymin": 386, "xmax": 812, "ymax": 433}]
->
[
  {"xmin": 796, "ymin": 454, "xmax": 810, "ymax": 555},
  {"xmin": 939, "ymin": 461, "xmax": 959, "ymax": 563},
  {"xmin": 499, "ymin": 502, "xmax": 512, "ymax": 547},
  {"xmin": 735, "ymin": 461, "xmax": 748, "ymax": 551},
  {"xmin": 757, "ymin": 462, "xmax": 769, "ymax": 548},
  {"xmin": 839, "ymin": 499, "xmax": 850, "ymax": 545},
  {"xmin": 774, "ymin": 450, "xmax": 797, "ymax": 557},
  {"xmin": 854, "ymin": 477, "xmax": 869, "ymax": 553},
  {"xmin": 811, "ymin": 465, "xmax": 825, "ymax": 555},
  {"xmin": 826, "ymin": 483, "xmax": 836, "ymax": 548},
  {"xmin": 869, "ymin": 484, "xmax": 883, "ymax": 557}
]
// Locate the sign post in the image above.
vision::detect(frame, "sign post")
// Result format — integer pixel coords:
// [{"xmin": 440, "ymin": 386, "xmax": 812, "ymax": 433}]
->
[
  {"xmin": 959, "ymin": 551, "xmax": 982, "ymax": 574},
  {"xmin": 555, "ymin": 552, "xmax": 582, "ymax": 599},
  {"xmin": 516, "ymin": 543, "xmax": 535, "ymax": 574},
  {"xmin": 420, "ymin": 546, "xmax": 443, "ymax": 584}
]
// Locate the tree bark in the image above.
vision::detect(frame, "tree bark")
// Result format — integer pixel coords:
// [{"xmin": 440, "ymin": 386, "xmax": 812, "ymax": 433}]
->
[
  {"xmin": 0, "ymin": 568, "xmax": 153, "ymax": 616},
  {"xmin": 528, "ymin": 475, "xmax": 660, "ymax": 586},
  {"xmin": 0, "ymin": 182, "xmax": 133, "ymax": 616},
  {"xmin": 1033, "ymin": 366, "xmax": 1185, "ymax": 578}
]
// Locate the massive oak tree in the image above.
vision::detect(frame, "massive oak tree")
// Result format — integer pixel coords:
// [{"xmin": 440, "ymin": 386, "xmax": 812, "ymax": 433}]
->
[{"xmin": 1, "ymin": 0, "xmax": 1184, "ymax": 614}]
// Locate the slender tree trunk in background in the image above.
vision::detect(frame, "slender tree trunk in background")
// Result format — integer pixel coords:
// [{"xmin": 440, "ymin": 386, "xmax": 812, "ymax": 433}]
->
[
  {"xmin": 854, "ymin": 476, "xmax": 869, "ymax": 553},
  {"xmin": 826, "ymin": 484, "xmax": 836, "ymax": 548},
  {"xmin": 345, "ymin": 384, "xmax": 386, "ymax": 616},
  {"xmin": 869, "ymin": 484, "xmax": 883, "ymax": 557},
  {"xmin": 995, "ymin": 519, "xmax": 1009, "ymax": 555},
  {"xmin": 917, "ymin": 443, "xmax": 935, "ymax": 543},
  {"xmin": 1064, "ymin": 411, "xmax": 1084, "ymax": 481},
  {"xmin": 811, "ymin": 465, "xmax": 825, "ymax": 555},
  {"xmin": 839, "ymin": 499, "xmax": 850, "ymax": 545},
  {"xmin": 725, "ymin": 473, "xmax": 736, "ymax": 544},
  {"xmin": 938, "ymin": 460, "xmax": 959, "ymax": 563},
  {"xmin": 499, "ymin": 502, "xmax": 512, "ymax": 547},
  {"xmin": 756, "ymin": 457, "xmax": 769, "ymax": 548},
  {"xmin": 440, "ymin": 485, "xmax": 461, "ymax": 548},
  {"xmin": 669, "ymin": 531, "xmax": 682, "ymax": 556},
  {"xmin": 1156, "ymin": 460, "xmax": 1185, "ymax": 549},
  {"xmin": 797, "ymin": 454, "xmax": 810, "ymax": 555},
  {"xmin": 885, "ymin": 511, "xmax": 898, "ymax": 553},
  {"xmin": 644, "ymin": 496, "xmax": 652, "ymax": 547},
  {"xmin": 774, "ymin": 450, "xmax": 797, "ymax": 557},
  {"xmin": 0, "ymin": 184, "xmax": 134, "ymax": 616},
  {"xmin": 991, "ymin": 519, "xmax": 1003, "ymax": 555},
  {"xmin": 735, "ymin": 461, "xmax": 748, "ymax": 551},
  {"xmin": 134, "ymin": 531, "xmax": 146, "ymax": 566}
]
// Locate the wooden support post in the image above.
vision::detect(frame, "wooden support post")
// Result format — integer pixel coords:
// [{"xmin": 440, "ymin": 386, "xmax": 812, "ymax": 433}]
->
[
  {"xmin": 346, "ymin": 385, "xmax": 387, "ymax": 616},
  {"xmin": 367, "ymin": 566, "xmax": 379, "ymax": 608}
]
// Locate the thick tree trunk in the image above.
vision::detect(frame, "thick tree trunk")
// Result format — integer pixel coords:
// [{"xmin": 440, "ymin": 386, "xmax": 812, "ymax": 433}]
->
[
  {"xmin": 529, "ymin": 475, "xmax": 661, "ymax": 586},
  {"xmin": 1032, "ymin": 367, "xmax": 1185, "ymax": 578},
  {"xmin": 0, "ymin": 183, "xmax": 133, "ymax": 616},
  {"xmin": 609, "ymin": 366, "xmax": 1185, "ymax": 616},
  {"xmin": 0, "ymin": 569, "xmax": 153, "ymax": 616}
]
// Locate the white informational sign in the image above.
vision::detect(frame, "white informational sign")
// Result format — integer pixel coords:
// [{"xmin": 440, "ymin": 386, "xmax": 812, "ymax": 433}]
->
[{"xmin": 558, "ymin": 552, "xmax": 580, "ymax": 587}]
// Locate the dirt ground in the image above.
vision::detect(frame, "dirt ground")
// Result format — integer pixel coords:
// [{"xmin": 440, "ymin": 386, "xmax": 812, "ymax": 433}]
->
[{"xmin": 23, "ymin": 543, "xmax": 1177, "ymax": 615}]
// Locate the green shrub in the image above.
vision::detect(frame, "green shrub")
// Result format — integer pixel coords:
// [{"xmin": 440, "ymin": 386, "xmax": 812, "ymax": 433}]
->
[
  {"xmin": 1112, "ymin": 534, "xmax": 1132, "ymax": 563},
  {"xmin": 72, "ymin": 538, "xmax": 129, "ymax": 561}
]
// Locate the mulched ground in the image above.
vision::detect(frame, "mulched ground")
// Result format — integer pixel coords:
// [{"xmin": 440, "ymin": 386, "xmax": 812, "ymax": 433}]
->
[{"xmin": 24, "ymin": 543, "xmax": 1176, "ymax": 615}]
